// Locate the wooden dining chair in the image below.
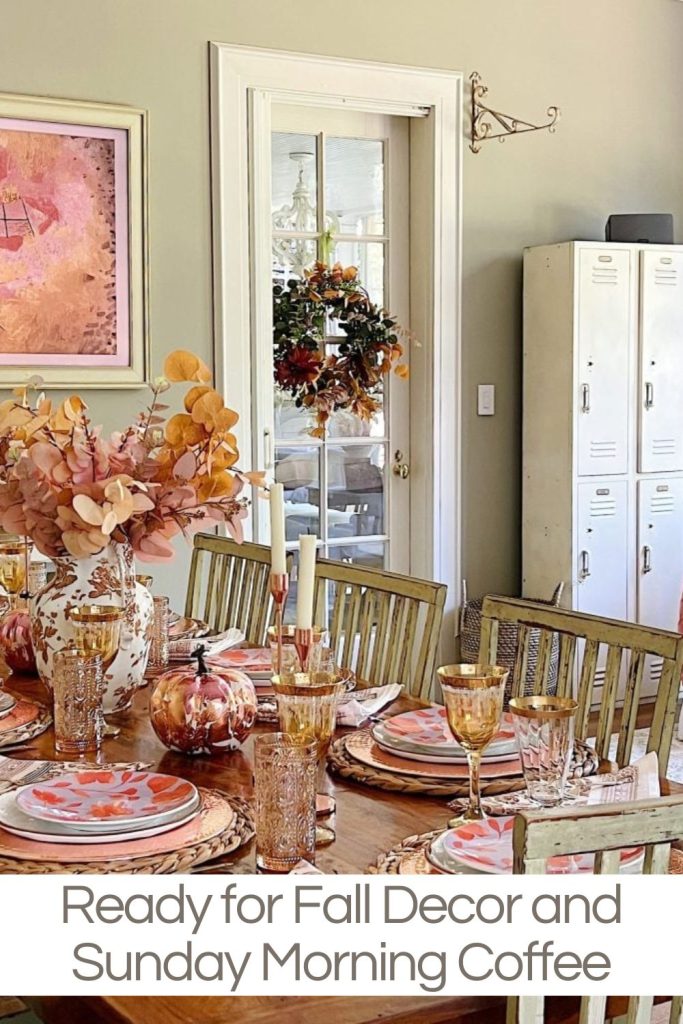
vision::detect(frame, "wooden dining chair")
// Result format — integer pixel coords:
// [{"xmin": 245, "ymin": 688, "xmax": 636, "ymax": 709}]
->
[
  {"xmin": 478, "ymin": 597, "xmax": 683, "ymax": 777},
  {"xmin": 509, "ymin": 795, "xmax": 683, "ymax": 1024},
  {"xmin": 312, "ymin": 557, "xmax": 446, "ymax": 700},
  {"xmin": 184, "ymin": 533, "xmax": 293, "ymax": 645}
]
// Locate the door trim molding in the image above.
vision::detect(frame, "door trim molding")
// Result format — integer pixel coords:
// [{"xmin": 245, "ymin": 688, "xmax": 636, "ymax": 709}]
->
[{"xmin": 210, "ymin": 42, "xmax": 463, "ymax": 654}]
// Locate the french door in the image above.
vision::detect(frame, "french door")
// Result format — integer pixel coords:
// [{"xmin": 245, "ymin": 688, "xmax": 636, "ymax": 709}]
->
[{"xmin": 253, "ymin": 103, "xmax": 412, "ymax": 587}]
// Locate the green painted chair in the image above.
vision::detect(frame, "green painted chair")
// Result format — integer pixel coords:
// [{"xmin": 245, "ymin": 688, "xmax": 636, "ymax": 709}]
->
[{"xmin": 478, "ymin": 597, "xmax": 683, "ymax": 778}]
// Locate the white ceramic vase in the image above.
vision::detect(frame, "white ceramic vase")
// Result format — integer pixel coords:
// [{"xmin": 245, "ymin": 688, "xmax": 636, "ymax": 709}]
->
[{"xmin": 31, "ymin": 541, "xmax": 153, "ymax": 713}]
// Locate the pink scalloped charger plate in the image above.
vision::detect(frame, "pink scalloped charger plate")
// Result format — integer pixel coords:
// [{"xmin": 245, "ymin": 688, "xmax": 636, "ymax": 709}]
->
[
  {"xmin": 381, "ymin": 706, "xmax": 516, "ymax": 755},
  {"xmin": 427, "ymin": 817, "xmax": 643, "ymax": 875},
  {"xmin": 17, "ymin": 770, "xmax": 198, "ymax": 826},
  {"xmin": 0, "ymin": 700, "xmax": 40, "ymax": 734}
]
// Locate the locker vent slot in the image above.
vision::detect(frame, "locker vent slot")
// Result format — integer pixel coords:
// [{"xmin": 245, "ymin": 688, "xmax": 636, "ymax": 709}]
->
[
  {"xmin": 590, "ymin": 266, "xmax": 618, "ymax": 286},
  {"xmin": 653, "ymin": 268, "xmax": 678, "ymax": 287},
  {"xmin": 589, "ymin": 496, "xmax": 617, "ymax": 517},
  {"xmin": 650, "ymin": 494, "xmax": 675, "ymax": 515},
  {"xmin": 651, "ymin": 438, "xmax": 677, "ymax": 457},
  {"xmin": 589, "ymin": 440, "xmax": 618, "ymax": 459}
]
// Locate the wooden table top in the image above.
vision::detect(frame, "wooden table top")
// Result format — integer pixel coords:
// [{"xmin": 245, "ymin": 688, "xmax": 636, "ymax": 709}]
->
[{"xmin": 8, "ymin": 674, "xmax": 681, "ymax": 1024}]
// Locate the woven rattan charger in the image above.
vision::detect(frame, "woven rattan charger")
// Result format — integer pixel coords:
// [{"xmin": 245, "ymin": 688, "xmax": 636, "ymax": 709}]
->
[{"xmin": 327, "ymin": 733, "xmax": 599, "ymax": 798}]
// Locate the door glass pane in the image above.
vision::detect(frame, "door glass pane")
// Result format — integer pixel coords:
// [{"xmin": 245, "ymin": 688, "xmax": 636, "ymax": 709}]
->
[
  {"xmin": 330, "ymin": 240, "xmax": 384, "ymax": 308},
  {"xmin": 275, "ymin": 445, "xmax": 321, "ymax": 538},
  {"xmin": 326, "ymin": 443, "xmax": 385, "ymax": 541},
  {"xmin": 271, "ymin": 132, "xmax": 318, "ymax": 231},
  {"xmin": 274, "ymin": 392, "xmax": 316, "ymax": 440},
  {"xmin": 325, "ymin": 137, "xmax": 384, "ymax": 236},
  {"xmin": 327, "ymin": 401, "xmax": 385, "ymax": 440},
  {"xmin": 326, "ymin": 540, "xmax": 387, "ymax": 570},
  {"xmin": 272, "ymin": 237, "xmax": 317, "ymax": 282}
]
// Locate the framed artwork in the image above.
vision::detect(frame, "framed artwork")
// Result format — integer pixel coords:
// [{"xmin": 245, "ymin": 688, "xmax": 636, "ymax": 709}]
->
[{"xmin": 0, "ymin": 92, "xmax": 148, "ymax": 388}]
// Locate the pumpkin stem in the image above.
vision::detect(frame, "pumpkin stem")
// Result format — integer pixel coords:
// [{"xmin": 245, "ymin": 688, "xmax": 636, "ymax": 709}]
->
[{"xmin": 192, "ymin": 644, "xmax": 209, "ymax": 675}]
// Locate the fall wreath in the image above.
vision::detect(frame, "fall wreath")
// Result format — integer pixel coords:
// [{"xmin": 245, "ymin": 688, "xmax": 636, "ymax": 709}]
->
[{"xmin": 273, "ymin": 262, "xmax": 408, "ymax": 437}]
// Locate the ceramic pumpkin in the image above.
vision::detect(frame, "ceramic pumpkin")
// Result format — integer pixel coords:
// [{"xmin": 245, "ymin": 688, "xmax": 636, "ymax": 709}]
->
[
  {"xmin": 149, "ymin": 647, "xmax": 257, "ymax": 755},
  {"xmin": 0, "ymin": 608, "xmax": 36, "ymax": 674}
]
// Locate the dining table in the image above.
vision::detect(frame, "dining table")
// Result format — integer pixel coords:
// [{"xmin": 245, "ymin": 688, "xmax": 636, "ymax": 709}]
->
[{"xmin": 3, "ymin": 670, "xmax": 681, "ymax": 1024}]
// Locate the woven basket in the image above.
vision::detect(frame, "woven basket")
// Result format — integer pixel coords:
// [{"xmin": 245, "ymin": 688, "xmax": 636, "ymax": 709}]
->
[{"xmin": 460, "ymin": 581, "xmax": 563, "ymax": 703}]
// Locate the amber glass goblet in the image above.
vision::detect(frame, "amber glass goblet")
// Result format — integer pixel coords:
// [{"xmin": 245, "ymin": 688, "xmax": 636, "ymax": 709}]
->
[
  {"xmin": 66, "ymin": 605, "xmax": 123, "ymax": 737},
  {"xmin": 0, "ymin": 540, "xmax": 32, "ymax": 613},
  {"xmin": 437, "ymin": 664, "xmax": 508, "ymax": 822}
]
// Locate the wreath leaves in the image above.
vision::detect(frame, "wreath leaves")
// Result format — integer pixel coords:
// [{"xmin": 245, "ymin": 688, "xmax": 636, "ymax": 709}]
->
[{"xmin": 273, "ymin": 262, "xmax": 409, "ymax": 436}]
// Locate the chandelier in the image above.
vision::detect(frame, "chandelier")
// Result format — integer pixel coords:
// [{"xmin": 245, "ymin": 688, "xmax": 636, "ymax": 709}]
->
[{"xmin": 272, "ymin": 151, "xmax": 339, "ymax": 278}]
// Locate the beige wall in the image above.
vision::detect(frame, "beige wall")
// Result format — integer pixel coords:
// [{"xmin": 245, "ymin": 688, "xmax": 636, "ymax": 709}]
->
[{"xmin": 2, "ymin": 0, "xmax": 683, "ymax": 607}]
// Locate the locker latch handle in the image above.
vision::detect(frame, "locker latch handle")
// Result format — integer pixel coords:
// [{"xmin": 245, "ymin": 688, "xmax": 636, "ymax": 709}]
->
[
  {"xmin": 581, "ymin": 384, "xmax": 590, "ymax": 413},
  {"xmin": 643, "ymin": 545, "xmax": 653, "ymax": 575},
  {"xmin": 644, "ymin": 382, "xmax": 654, "ymax": 410},
  {"xmin": 579, "ymin": 550, "xmax": 591, "ymax": 581}
]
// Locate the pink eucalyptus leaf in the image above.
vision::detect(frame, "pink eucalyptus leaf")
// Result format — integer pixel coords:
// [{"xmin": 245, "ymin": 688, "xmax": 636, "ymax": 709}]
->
[
  {"xmin": 173, "ymin": 451, "xmax": 198, "ymax": 482},
  {"xmin": 72, "ymin": 494, "xmax": 105, "ymax": 527}
]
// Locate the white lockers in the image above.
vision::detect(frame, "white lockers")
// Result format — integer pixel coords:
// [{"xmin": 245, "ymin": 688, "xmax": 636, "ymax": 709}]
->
[{"xmin": 523, "ymin": 241, "xmax": 683, "ymax": 701}]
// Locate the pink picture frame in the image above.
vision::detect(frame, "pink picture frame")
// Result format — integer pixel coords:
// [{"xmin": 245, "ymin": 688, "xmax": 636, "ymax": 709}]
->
[{"xmin": 0, "ymin": 92, "xmax": 148, "ymax": 388}]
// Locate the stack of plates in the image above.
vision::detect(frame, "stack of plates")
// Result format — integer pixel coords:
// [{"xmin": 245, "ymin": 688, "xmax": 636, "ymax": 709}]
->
[
  {"xmin": 372, "ymin": 706, "xmax": 517, "ymax": 765},
  {"xmin": 0, "ymin": 692, "xmax": 16, "ymax": 720},
  {"xmin": 0, "ymin": 769, "xmax": 201, "ymax": 845},
  {"xmin": 210, "ymin": 648, "xmax": 273, "ymax": 685},
  {"xmin": 426, "ymin": 816, "xmax": 644, "ymax": 876}
]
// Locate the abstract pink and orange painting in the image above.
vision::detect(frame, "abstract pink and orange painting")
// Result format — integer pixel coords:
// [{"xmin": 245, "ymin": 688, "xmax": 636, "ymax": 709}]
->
[{"xmin": 0, "ymin": 117, "xmax": 130, "ymax": 367}]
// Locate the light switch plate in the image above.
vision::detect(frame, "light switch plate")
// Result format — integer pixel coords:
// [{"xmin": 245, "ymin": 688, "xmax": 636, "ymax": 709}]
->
[{"xmin": 478, "ymin": 384, "xmax": 495, "ymax": 416}]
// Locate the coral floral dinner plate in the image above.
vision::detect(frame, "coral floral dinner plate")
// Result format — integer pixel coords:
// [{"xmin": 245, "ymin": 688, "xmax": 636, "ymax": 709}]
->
[
  {"xmin": 16, "ymin": 770, "xmax": 199, "ymax": 827},
  {"xmin": 380, "ymin": 707, "xmax": 516, "ymax": 757},
  {"xmin": 427, "ymin": 817, "xmax": 643, "ymax": 875}
]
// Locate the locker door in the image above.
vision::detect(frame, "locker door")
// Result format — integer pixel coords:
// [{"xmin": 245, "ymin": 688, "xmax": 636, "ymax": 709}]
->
[
  {"xmin": 639, "ymin": 250, "xmax": 683, "ymax": 472},
  {"xmin": 637, "ymin": 477, "xmax": 683, "ymax": 630},
  {"xmin": 637, "ymin": 477, "xmax": 683, "ymax": 697},
  {"xmin": 576, "ymin": 248, "xmax": 631, "ymax": 476},
  {"xmin": 576, "ymin": 480, "xmax": 629, "ymax": 620}
]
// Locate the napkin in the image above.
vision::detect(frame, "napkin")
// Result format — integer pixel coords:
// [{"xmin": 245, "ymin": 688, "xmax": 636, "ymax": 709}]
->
[
  {"xmin": 337, "ymin": 684, "xmax": 403, "ymax": 727},
  {"xmin": 0, "ymin": 755, "xmax": 152, "ymax": 795},
  {"xmin": 446, "ymin": 750, "xmax": 660, "ymax": 817},
  {"xmin": 168, "ymin": 627, "xmax": 244, "ymax": 662},
  {"xmin": 290, "ymin": 859, "xmax": 323, "ymax": 874}
]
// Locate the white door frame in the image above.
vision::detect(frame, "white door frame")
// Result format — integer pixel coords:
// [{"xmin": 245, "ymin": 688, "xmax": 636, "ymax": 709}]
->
[{"xmin": 209, "ymin": 42, "xmax": 463, "ymax": 653}]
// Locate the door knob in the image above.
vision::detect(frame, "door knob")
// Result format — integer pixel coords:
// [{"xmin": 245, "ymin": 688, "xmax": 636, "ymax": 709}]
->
[{"xmin": 392, "ymin": 450, "xmax": 410, "ymax": 479}]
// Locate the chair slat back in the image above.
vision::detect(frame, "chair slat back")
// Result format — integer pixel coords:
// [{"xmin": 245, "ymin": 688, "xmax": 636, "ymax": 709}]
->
[
  {"xmin": 479, "ymin": 597, "xmax": 683, "ymax": 776},
  {"xmin": 185, "ymin": 533, "xmax": 293, "ymax": 645},
  {"xmin": 509, "ymin": 796, "xmax": 683, "ymax": 1024},
  {"xmin": 313, "ymin": 558, "xmax": 446, "ymax": 699}
]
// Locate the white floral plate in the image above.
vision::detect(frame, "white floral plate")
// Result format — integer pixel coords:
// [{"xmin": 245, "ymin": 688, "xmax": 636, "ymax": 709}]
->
[
  {"xmin": 0, "ymin": 789, "xmax": 200, "ymax": 845},
  {"xmin": 16, "ymin": 770, "xmax": 199, "ymax": 828},
  {"xmin": 375, "ymin": 708, "xmax": 517, "ymax": 759},
  {"xmin": 427, "ymin": 816, "xmax": 644, "ymax": 875},
  {"xmin": 373, "ymin": 732, "xmax": 515, "ymax": 766}
]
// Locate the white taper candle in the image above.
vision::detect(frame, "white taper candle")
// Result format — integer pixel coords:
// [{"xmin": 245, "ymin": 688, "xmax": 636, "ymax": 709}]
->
[
  {"xmin": 296, "ymin": 534, "xmax": 317, "ymax": 630},
  {"xmin": 269, "ymin": 483, "xmax": 286, "ymax": 575}
]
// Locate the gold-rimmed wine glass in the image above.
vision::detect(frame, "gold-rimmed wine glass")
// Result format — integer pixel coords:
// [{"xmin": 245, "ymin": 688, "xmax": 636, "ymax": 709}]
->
[
  {"xmin": 437, "ymin": 664, "xmax": 509, "ymax": 822},
  {"xmin": 0, "ymin": 540, "xmax": 32, "ymax": 613},
  {"xmin": 272, "ymin": 671, "xmax": 346, "ymax": 846},
  {"xmin": 66, "ymin": 604, "xmax": 124, "ymax": 738}
]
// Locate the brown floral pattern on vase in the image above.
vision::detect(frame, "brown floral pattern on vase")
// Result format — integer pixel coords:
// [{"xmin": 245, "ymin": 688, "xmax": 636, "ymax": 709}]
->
[{"xmin": 31, "ymin": 541, "xmax": 153, "ymax": 713}]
